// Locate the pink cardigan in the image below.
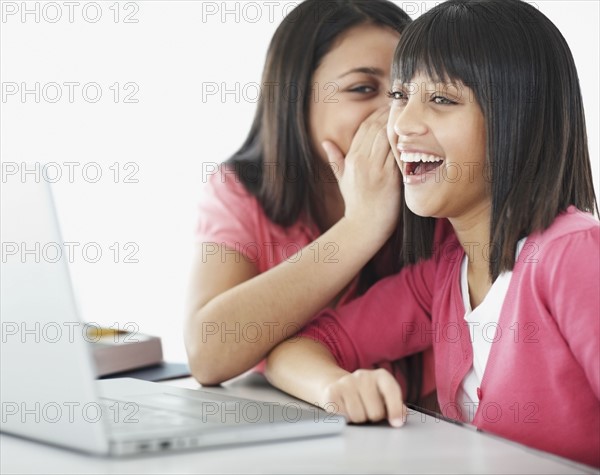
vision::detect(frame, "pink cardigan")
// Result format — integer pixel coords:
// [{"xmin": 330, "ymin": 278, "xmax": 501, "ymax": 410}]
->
[{"xmin": 299, "ymin": 207, "xmax": 600, "ymax": 467}]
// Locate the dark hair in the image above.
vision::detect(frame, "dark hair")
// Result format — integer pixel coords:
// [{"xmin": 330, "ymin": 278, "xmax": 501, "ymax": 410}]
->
[
  {"xmin": 228, "ymin": 0, "xmax": 411, "ymax": 227},
  {"xmin": 393, "ymin": 0, "xmax": 598, "ymax": 279},
  {"xmin": 225, "ymin": 0, "xmax": 422, "ymax": 403},
  {"xmin": 228, "ymin": 0, "xmax": 411, "ymax": 287}
]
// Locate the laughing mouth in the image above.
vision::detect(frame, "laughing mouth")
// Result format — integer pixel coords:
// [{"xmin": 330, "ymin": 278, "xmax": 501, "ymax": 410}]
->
[{"xmin": 401, "ymin": 152, "xmax": 444, "ymax": 176}]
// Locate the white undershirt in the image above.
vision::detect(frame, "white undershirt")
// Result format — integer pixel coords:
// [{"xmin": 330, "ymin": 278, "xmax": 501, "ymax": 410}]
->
[{"xmin": 457, "ymin": 238, "xmax": 526, "ymax": 422}]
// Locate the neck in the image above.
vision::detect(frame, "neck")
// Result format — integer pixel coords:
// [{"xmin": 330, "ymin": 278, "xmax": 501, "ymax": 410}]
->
[{"xmin": 448, "ymin": 200, "xmax": 493, "ymax": 283}]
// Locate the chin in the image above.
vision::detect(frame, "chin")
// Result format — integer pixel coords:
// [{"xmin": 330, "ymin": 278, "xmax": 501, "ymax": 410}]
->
[{"xmin": 405, "ymin": 196, "xmax": 438, "ymax": 218}]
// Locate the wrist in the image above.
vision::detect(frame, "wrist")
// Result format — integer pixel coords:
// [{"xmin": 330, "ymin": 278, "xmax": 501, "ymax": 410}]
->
[
  {"xmin": 339, "ymin": 215, "xmax": 394, "ymax": 250},
  {"xmin": 316, "ymin": 369, "xmax": 350, "ymax": 409}
]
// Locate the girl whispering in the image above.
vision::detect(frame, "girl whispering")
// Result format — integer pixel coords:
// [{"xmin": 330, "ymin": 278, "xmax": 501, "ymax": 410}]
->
[{"xmin": 185, "ymin": 0, "xmax": 432, "ymax": 402}]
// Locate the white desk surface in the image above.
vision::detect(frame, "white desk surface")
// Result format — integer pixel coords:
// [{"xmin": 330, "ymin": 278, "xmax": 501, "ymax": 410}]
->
[{"xmin": 1, "ymin": 373, "xmax": 597, "ymax": 474}]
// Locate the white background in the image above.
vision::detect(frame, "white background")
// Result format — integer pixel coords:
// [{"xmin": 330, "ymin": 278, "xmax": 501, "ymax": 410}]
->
[{"xmin": 1, "ymin": 1, "xmax": 598, "ymax": 363}]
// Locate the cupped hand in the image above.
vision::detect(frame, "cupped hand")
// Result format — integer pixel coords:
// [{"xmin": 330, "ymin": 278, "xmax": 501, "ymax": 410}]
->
[{"xmin": 322, "ymin": 106, "xmax": 402, "ymax": 241}]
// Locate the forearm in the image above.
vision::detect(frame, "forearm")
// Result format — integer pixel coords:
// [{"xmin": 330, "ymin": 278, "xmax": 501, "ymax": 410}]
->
[
  {"xmin": 186, "ymin": 217, "xmax": 389, "ymax": 385},
  {"xmin": 265, "ymin": 337, "xmax": 349, "ymax": 409}
]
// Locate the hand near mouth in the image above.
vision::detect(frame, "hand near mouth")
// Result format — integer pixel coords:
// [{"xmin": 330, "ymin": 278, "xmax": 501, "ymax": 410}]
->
[{"xmin": 322, "ymin": 106, "xmax": 402, "ymax": 242}]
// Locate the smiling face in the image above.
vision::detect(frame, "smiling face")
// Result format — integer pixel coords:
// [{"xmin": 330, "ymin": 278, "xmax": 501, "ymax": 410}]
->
[
  {"xmin": 387, "ymin": 72, "xmax": 490, "ymax": 220},
  {"xmin": 309, "ymin": 23, "xmax": 400, "ymax": 161}
]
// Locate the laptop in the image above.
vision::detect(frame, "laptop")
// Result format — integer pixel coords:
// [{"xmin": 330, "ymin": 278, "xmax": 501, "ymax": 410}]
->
[{"xmin": 0, "ymin": 177, "xmax": 345, "ymax": 456}]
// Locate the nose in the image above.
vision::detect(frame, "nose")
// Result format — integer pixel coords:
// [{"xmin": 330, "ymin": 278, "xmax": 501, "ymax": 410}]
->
[{"xmin": 391, "ymin": 98, "xmax": 428, "ymax": 138}]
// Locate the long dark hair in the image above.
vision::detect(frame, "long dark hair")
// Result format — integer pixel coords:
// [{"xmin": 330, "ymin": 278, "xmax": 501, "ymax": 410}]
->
[
  {"xmin": 225, "ymin": 0, "xmax": 424, "ymax": 402},
  {"xmin": 227, "ymin": 0, "xmax": 411, "ymax": 279},
  {"xmin": 393, "ymin": 0, "xmax": 598, "ymax": 280}
]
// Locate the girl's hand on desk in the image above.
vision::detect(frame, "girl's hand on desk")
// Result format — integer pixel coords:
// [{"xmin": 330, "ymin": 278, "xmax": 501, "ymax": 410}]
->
[
  {"xmin": 321, "ymin": 368, "xmax": 407, "ymax": 428},
  {"xmin": 322, "ymin": 106, "xmax": 401, "ymax": 241}
]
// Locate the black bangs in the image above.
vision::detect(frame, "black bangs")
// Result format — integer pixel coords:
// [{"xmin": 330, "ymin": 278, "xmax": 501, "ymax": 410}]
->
[
  {"xmin": 392, "ymin": 2, "xmax": 482, "ymax": 87},
  {"xmin": 399, "ymin": 0, "xmax": 597, "ymax": 280}
]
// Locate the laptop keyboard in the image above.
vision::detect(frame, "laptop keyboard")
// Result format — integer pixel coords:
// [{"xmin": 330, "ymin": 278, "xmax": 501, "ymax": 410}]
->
[{"xmin": 99, "ymin": 398, "xmax": 204, "ymax": 434}]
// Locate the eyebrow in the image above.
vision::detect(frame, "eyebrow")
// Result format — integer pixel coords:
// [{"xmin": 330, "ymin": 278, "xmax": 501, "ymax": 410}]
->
[
  {"xmin": 393, "ymin": 79, "xmax": 464, "ymax": 93},
  {"xmin": 337, "ymin": 67, "xmax": 385, "ymax": 79}
]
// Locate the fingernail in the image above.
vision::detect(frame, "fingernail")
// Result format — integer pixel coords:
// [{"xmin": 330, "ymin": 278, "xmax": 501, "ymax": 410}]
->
[{"xmin": 390, "ymin": 418, "xmax": 404, "ymax": 428}]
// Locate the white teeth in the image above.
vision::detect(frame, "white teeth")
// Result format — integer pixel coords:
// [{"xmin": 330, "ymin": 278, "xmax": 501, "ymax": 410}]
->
[{"xmin": 400, "ymin": 152, "xmax": 443, "ymax": 163}]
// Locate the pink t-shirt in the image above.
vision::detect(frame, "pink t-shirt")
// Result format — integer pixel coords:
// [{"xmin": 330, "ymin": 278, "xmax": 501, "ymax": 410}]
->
[
  {"xmin": 195, "ymin": 165, "xmax": 320, "ymax": 275},
  {"xmin": 194, "ymin": 164, "xmax": 436, "ymax": 396}
]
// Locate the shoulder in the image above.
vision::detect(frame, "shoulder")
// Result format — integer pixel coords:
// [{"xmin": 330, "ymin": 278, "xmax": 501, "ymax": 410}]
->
[
  {"xmin": 543, "ymin": 206, "xmax": 600, "ymax": 239},
  {"xmin": 538, "ymin": 206, "xmax": 599, "ymax": 241},
  {"xmin": 520, "ymin": 207, "xmax": 599, "ymax": 290},
  {"xmin": 195, "ymin": 163, "xmax": 264, "ymax": 242},
  {"xmin": 202, "ymin": 163, "xmax": 257, "ymax": 202},
  {"xmin": 198, "ymin": 162, "xmax": 268, "ymax": 221},
  {"xmin": 196, "ymin": 162, "xmax": 318, "ymax": 251},
  {"xmin": 527, "ymin": 206, "xmax": 599, "ymax": 257}
]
